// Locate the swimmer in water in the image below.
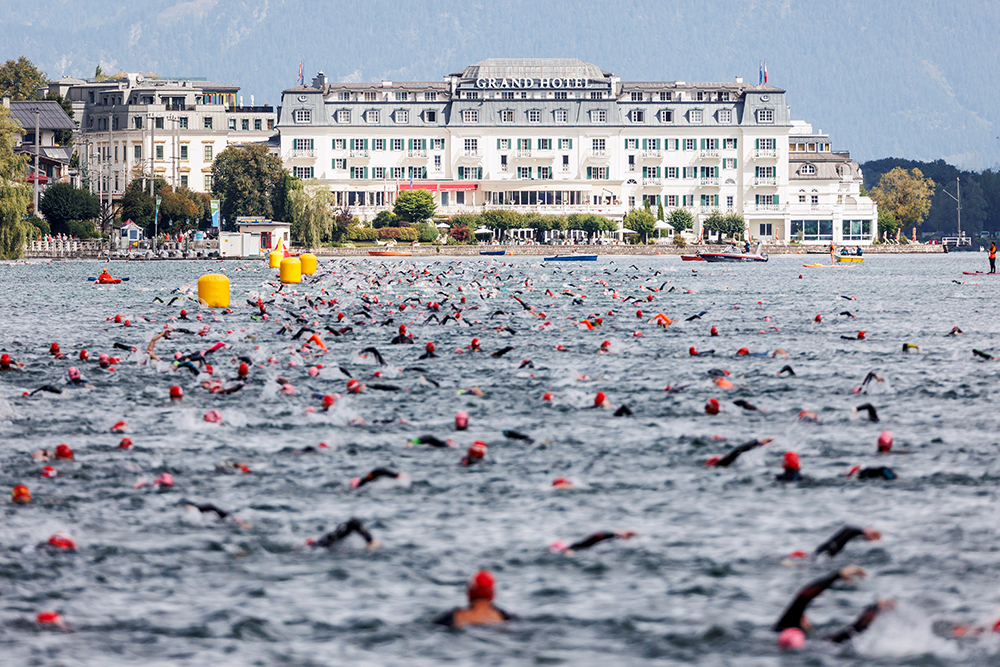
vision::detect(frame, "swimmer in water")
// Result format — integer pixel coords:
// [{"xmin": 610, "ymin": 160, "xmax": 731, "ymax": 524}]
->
[
  {"xmin": 813, "ymin": 526, "xmax": 881, "ymax": 559},
  {"xmin": 350, "ymin": 467, "xmax": 407, "ymax": 488},
  {"xmin": 774, "ymin": 566, "xmax": 895, "ymax": 646},
  {"xmin": 418, "ymin": 342, "xmax": 438, "ymax": 359},
  {"xmin": 846, "ymin": 465, "xmax": 897, "ymax": 480},
  {"xmin": 390, "ymin": 325, "xmax": 413, "ymax": 345},
  {"xmin": 307, "ymin": 518, "xmax": 380, "ymax": 550},
  {"xmin": 460, "ymin": 441, "xmax": 487, "ymax": 466},
  {"xmin": 144, "ymin": 329, "xmax": 172, "ymax": 362},
  {"xmin": 551, "ymin": 530, "xmax": 638, "ymax": 555},
  {"xmin": 434, "ymin": 570, "xmax": 515, "ymax": 628},
  {"xmin": 409, "ymin": 435, "xmax": 456, "ymax": 448},
  {"xmin": 0, "ymin": 353, "xmax": 24, "ymax": 370},
  {"xmin": 776, "ymin": 452, "xmax": 803, "ymax": 482},
  {"xmin": 66, "ymin": 367, "xmax": 94, "ymax": 388},
  {"xmin": 705, "ymin": 438, "xmax": 773, "ymax": 467},
  {"xmin": 853, "ymin": 403, "xmax": 879, "ymax": 422},
  {"xmin": 851, "ymin": 371, "xmax": 885, "ymax": 394}
]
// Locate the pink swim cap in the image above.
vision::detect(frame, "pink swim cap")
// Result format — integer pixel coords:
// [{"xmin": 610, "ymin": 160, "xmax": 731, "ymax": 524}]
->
[
  {"xmin": 878, "ymin": 430, "xmax": 893, "ymax": 452},
  {"xmin": 67, "ymin": 367, "xmax": 81, "ymax": 380},
  {"xmin": 308, "ymin": 366, "xmax": 319, "ymax": 377},
  {"xmin": 455, "ymin": 411, "xmax": 469, "ymax": 430},
  {"xmin": 777, "ymin": 627, "xmax": 806, "ymax": 650},
  {"xmin": 204, "ymin": 410, "xmax": 222, "ymax": 423}
]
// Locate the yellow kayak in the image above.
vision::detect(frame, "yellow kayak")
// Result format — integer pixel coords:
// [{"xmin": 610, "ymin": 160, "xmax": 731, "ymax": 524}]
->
[
  {"xmin": 802, "ymin": 263, "xmax": 838, "ymax": 268},
  {"xmin": 836, "ymin": 256, "xmax": 865, "ymax": 263}
]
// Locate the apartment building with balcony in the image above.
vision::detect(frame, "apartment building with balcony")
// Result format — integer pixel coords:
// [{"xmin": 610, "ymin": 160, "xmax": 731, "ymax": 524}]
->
[
  {"xmin": 278, "ymin": 59, "xmax": 875, "ymax": 243},
  {"xmin": 61, "ymin": 73, "xmax": 276, "ymax": 199}
]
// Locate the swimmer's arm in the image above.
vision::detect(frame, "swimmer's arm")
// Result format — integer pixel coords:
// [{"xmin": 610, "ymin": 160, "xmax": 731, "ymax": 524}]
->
[
  {"xmin": 814, "ymin": 526, "xmax": 865, "ymax": 558},
  {"xmin": 825, "ymin": 600, "xmax": 891, "ymax": 643},
  {"xmin": 774, "ymin": 568, "xmax": 860, "ymax": 631}
]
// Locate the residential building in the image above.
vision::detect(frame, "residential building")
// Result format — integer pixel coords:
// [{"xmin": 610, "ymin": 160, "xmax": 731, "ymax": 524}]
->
[
  {"xmin": 5, "ymin": 99, "xmax": 75, "ymax": 186},
  {"xmin": 278, "ymin": 58, "xmax": 876, "ymax": 243},
  {"xmin": 63, "ymin": 73, "xmax": 276, "ymax": 199}
]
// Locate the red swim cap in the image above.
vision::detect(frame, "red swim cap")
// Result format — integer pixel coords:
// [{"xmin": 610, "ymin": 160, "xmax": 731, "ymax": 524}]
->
[
  {"xmin": 111, "ymin": 420, "xmax": 127, "ymax": 433},
  {"xmin": 50, "ymin": 343, "xmax": 60, "ymax": 353},
  {"xmin": 12, "ymin": 484, "xmax": 31, "ymax": 503},
  {"xmin": 710, "ymin": 327, "xmax": 718, "ymax": 336},
  {"xmin": 594, "ymin": 391, "xmax": 607, "ymax": 406},
  {"xmin": 114, "ymin": 315, "xmax": 122, "ymax": 323},
  {"xmin": 814, "ymin": 314, "xmax": 822, "ymax": 323},
  {"xmin": 55, "ymin": 444, "xmax": 73, "ymax": 460},
  {"xmin": 48, "ymin": 532, "xmax": 76, "ymax": 550},
  {"xmin": 79, "ymin": 350, "xmax": 88, "ymax": 360},
  {"xmin": 467, "ymin": 570, "xmax": 495, "ymax": 601},
  {"xmin": 36, "ymin": 611, "xmax": 63, "ymax": 626},
  {"xmin": 180, "ymin": 310, "xmax": 187, "ymax": 317},
  {"xmin": 169, "ymin": 386, "xmax": 183, "ymax": 400},
  {"xmin": 322, "ymin": 395, "xmax": 336, "ymax": 408},
  {"xmin": 347, "ymin": 379, "xmax": 361, "ymax": 393},
  {"xmin": 601, "ymin": 340, "xmax": 611, "ymax": 350},
  {"xmin": 689, "ymin": 347, "xmax": 698, "ymax": 356},
  {"xmin": 636, "ymin": 310, "xmax": 643, "ymax": 318},
  {"xmin": 238, "ymin": 362, "xmax": 249, "ymax": 377},
  {"xmin": 542, "ymin": 392, "xmax": 553, "ymax": 401},
  {"xmin": 736, "ymin": 347, "xmax": 750, "ymax": 356},
  {"xmin": 118, "ymin": 437, "xmax": 133, "ymax": 449},
  {"xmin": 857, "ymin": 331, "xmax": 866, "ymax": 340},
  {"xmin": 0, "ymin": 353, "xmax": 9, "ymax": 365},
  {"xmin": 426, "ymin": 342, "xmax": 435, "ymax": 353},
  {"xmin": 471, "ymin": 338, "xmax": 480, "ymax": 347},
  {"xmin": 705, "ymin": 398, "xmax": 720, "ymax": 415},
  {"xmin": 877, "ymin": 430, "xmax": 893, "ymax": 453},
  {"xmin": 41, "ymin": 466, "xmax": 57, "ymax": 478},
  {"xmin": 552, "ymin": 477, "xmax": 572, "ymax": 487},
  {"xmin": 399, "ymin": 324, "xmax": 406, "ymax": 333},
  {"xmin": 783, "ymin": 452, "xmax": 800, "ymax": 471},
  {"xmin": 468, "ymin": 441, "xmax": 487, "ymax": 459}
]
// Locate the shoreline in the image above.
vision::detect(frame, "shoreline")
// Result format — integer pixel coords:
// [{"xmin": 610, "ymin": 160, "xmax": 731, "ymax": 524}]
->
[{"xmin": 22, "ymin": 243, "xmax": 951, "ymax": 261}]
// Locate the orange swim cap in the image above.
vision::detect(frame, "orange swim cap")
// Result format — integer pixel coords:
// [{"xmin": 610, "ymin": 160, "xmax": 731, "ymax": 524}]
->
[{"xmin": 12, "ymin": 484, "xmax": 31, "ymax": 503}]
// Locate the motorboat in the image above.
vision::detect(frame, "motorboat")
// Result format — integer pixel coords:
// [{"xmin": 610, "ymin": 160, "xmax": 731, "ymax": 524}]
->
[
  {"xmin": 544, "ymin": 255, "xmax": 597, "ymax": 261},
  {"xmin": 699, "ymin": 243, "xmax": 768, "ymax": 263}
]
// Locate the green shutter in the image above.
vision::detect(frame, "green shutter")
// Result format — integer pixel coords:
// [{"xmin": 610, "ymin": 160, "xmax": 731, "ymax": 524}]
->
[
  {"xmin": 407, "ymin": 139, "xmax": 412, "ymax": 151},
  {"xmin": 422, "ymin": 139, "xmax": 427, "ymax": 150},
  {"xmin": 587, "ymin": 166, "xmax": 592, "ymax": 179},
  {"xmin": 733, "ymin": 139, "xmax": 737, "ymax": 150},
  {"xmin": 527, "ymin": 138, "xmax": 533, "ymax": 150},
  {"xmin": 364, "ymin": 139, "xmax": 369, "ymax": 150},
  {"xmin": 755, "ymin": 195, "xmax": 760, "ymax": 205},
  {"xmin": 655, "ymin": 139, "xmax": 661, "ymax": 150},
  {"xmin": 309, "ymin": 139, "xmax": 315, "ymax": 150},
  {"xmin": 773, "ymin": 195, "xmax": 779, "ymax": 205},
  {"xmin": 755, "ymin": 139, "xmax": 760, "ymax": 149},
  {"xmin": 656, "ymin": 195, "xmax": 661, "ymax": 205},
  {"xmin": 625, "ymin": 139, "xmax": 629, "ymax": 149},
  {"xmin": 700, "ymin": 138, "xmax": 705, "ymax": 149},
  {"xmin": 363, "ymin": 167, "xmax": 368, "ymax": 179},
  {"xmin": 656, "ymin": 166, "xmax": 661, "ymax": 178},
  {"xmin": 477, "ymin": 167, "xmax": 483, "ymax": 180},
  {"xmin": 332, "ymin": 139, "xmax": 336, "ymax": 149},
  {"xmin": 459, "ymin": 167, "xmax": 464, "ymax": 179},
  {"xmin": 568, "ymin": 139, "xmax": 572, "ymax": 149},
  {"xmin": 497, "ymin": 139, "xmax": 501, "ymax": 149}
]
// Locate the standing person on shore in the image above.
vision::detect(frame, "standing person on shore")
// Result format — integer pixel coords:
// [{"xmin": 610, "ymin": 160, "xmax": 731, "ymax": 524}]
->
[
  {"xmin": 829, "ymin": 242, "xmax": 836, "ymax": 265},
  {"xmin": 990, "ymin": 241, "xmax": 996, "ymax": 273}
]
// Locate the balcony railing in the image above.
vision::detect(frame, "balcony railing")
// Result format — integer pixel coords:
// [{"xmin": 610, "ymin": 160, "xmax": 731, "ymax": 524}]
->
[
  {"xmin": 462, "ymin": 149, "xmax": 481, "ymax": 157},
  {"xmin": 642, "ymin": 149, "xmax": 661, "ymax": 158},
  {"xmin": 589, "ymin": 149, "xmax": 608, "ymax": 158},
  {"xmin": 699, "ymin": 149, "xmax": 719, "ymax": 158},
  {"xmin": 754, "ymin": 176, "xmax": 777, "ymax": 186},
  {"xmin": 627, "ymin": 164, "xmax": 636, "ymax": 172},
  {"xmin": 755, "ymin": 149, "xmax": 777, "ymax": 158},
  {"xmin": 754, "ymin": 204, "xmax": 782, "ymax": 212},
  {"xmin": 699, "ymin": 177, "xmax": 719, "ymax": 186},
  {"xmin": 515, "ymin": 149, "xmax": 532, "ymax": 158},
  {"xmin": 290, "ymin": 149, "xmax": 315, "ymax": 158},
  {"xmin": 349, "ymin": 149, "xmax": 369, "ymax": 158},
  {"xmin": 407, "ymin": 149, "xmax": 427, "ymax": 158},
  {"xmin": 642, "ymin": 178, "xmax": 662, "ymax": 186}
]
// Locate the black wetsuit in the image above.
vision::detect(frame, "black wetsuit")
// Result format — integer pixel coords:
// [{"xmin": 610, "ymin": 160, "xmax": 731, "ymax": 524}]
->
[
  {"xmin": 433, "ymin": 605, "xmax": 515, "ymax": 628},
  {"xmin": 566, "ymin": 532, "xmax": 616, "ymax": 551},
  {"xmin": 355, "ymin": 467, "xmax": 400, "ymax": 487},
  {"xmin": 411, "ymin": 435, "xmax": 451, "ymax": 448},
  {"xmin": 814, "ymin": 526, "xmax": 866, "ymax": 558},
  {"xmin": 855, "ymin": 466, "xmax": 897, "ymax": 480},
  {"xmin": 390, "ymin": 335, "xmax": 414, "ymax": 345},
  {"xmin": 826, "ymin": 603, "xmax": 882, "ymax": 643},
  {"xmin": 774, "ymin": 570, "xmax": 843, "ymax": 631},
  {"xmin": 775, "ymin": 469, "xmax": 803, "ymax": 482},
  {"xmin": 712, "ymin": 439, "xmax": 765, "ymax": 467},
  {"xmin": 191, "ymin": 503, "xmax": 229, "ymax": 519},
  {"xmin": 417, "ymin": 351, "xmax": 438, "ymax": 359},
  {"xmin": 314, "ymin": 518, "xmax": 375, "ymax": 548}
]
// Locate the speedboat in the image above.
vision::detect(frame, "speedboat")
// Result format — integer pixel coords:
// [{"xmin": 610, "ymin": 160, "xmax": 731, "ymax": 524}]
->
[
  {"xmin": 544, "ymin": 255, "xmax": 597, "ymax": 261},
  {"xmin": 699, "ymin": 243, "xmax": 768, "ymax": 263}
]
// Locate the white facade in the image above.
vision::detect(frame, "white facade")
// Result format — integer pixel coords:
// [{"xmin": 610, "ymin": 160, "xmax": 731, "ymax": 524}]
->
[
  {"xmin": 65, "ymin": 73, "xmax": 277, "ymax": 199},
  {"xmin": 278, "ymin": 59, "xmax": 876, "ymax": 244}
]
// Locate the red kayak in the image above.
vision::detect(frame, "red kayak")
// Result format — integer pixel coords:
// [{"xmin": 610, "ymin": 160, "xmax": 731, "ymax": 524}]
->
[
  {"xmin": 681, "ymin": 255, "xmax": 705, "ymax": 261},
  {"xmin": 962, "ymin": 272, "xmax": 999, "ymax": 275}
]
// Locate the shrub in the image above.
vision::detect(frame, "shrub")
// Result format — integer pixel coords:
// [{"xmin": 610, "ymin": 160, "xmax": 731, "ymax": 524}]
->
[
  {"xmin": 26, "ymin": 215, "xmax": 49, "ymax": 237},
  {"xmin": 377, "ymin": 227, "xmax": 418, "ymax": 242},
  {"xmin": 67, "ymin": 219, "xmax": 98, "ymax": 239},
  {"xmin": 372, "ymin": 211, "xmax": 400, "ymax": 228},
  {"xmin": 416, "ymin": 222, "xmax": 439, "ymax": 243},
  {"xmin": 348, "ymin": 227, "xmax": 378, "ymax": 242}
]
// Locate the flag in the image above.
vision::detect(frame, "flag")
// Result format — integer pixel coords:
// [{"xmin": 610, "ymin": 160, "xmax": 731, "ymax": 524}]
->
[
  {"xmin": 298, "ymin": 61, "xmax": 303, "ymax": 86},
  {"xmin": 763, "ymin": 60, "xmax": 768, "ymax": 84},
  {"xmin": 210, "ymin": 199, "xmax": 220, "ymax": 228},
  {"xmin": 758, "ymin": 61, "xmax": 763, "ymax": 85}
]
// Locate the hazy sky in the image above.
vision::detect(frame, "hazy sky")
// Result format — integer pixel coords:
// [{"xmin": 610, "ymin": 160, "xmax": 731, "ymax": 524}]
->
[{"xmin": 6, "ymin": 0, "xmax": 998, "ymax": 168}]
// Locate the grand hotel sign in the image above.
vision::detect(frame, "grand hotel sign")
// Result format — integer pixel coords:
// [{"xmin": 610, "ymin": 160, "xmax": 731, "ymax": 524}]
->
[{"xmin": 475, "ymin": 77, "xmax": 590, "ymax": 89}]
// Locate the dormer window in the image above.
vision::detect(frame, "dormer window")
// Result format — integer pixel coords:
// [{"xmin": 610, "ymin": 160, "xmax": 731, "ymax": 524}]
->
[
  {"xmin": 757, "ymin": 109, "xmax": 774, "ymax": 123},
  {"xmin": 801, "ymin": 164, "xmax": 816, "ymax": 175},
  {"xmin": 293, "ymin": 109, "xmax": 311, "ymax": 123},
  {"xmin": 630, "ymin": 109, "xmax": 645, "ymax": 123},
  {"xmin": 526, "ymin": 109, "xmax": 541, "ymax": 123}
]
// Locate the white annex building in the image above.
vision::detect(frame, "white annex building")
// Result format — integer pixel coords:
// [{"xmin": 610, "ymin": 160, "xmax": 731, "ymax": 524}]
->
[
  {"xmin": 53, "ymin": 73, "xmax": 277, "ymax": 200},
  {"xmin": 278, "ymin": 59, "xmax": 876, "ymax": 244}
]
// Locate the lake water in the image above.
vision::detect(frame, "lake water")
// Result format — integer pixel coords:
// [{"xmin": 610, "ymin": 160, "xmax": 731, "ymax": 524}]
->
[{"xmin": 1, "ymin": 252, "xmax": 999, "ymax": 666}]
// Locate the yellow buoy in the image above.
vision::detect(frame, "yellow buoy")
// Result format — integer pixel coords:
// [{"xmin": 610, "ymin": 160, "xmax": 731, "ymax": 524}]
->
[
  {"xmin": 269, "ymin": 250, "xmax": 282, "ymax": 268},
  {"xmin": 300, "ymin": 253, "xmax": 317, "ymax": 275},
  {"xmin": 198, "ymin": 273, "xmax": 230, "ymax": 308},
  {"xmin": 280, "ymin": 257, "xmax": 302, "ymax": 284}
]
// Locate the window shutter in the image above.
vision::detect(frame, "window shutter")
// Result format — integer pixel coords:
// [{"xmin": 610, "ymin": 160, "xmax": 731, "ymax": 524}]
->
[
  {"xmin": 568, "ymin": 139, "xmax": 572, "ymax": 149},
  {"xmin": 755, "ymin": 194, "xmax": 760, "ymax": 205},
  {"xmin": 755, "ymin": 139, "xmax": 760, "ymax": 149},
  {"xmin": 625, "ymin": 139, "xmax": 629, "ymax": 149},
  {"xmin": 587, "ymin": 166, "xmax": 592, "ymax": 179},
  {"xmin": 477, "ymin": 167, "xmax": 482, "ymax": 179},
  {"xmin": 364, "ymin": 139, "xmax": 369, "ymax": 150},
  {"xmin": 309, "ymin": 139, "xmax": 314, "ymax": 150},
  {"xmin": 458, "ymin": 167, "xmax": 464, "ymax": 179},
  {"xmin": 422, "ymin": 139, "xmax": 427, "ymax": 150},
  {"xmin": 363, "ymin": 167, "xmax": 367, "ymax": 179},
  {"xmin": 655, "ymin": 139, "xmax": 660, "ymax": 150},
  {"xmin": 527, "ymin": 138, "xmax": 533, "ymax": 150},
  {"xmin": 310, "ymin": 167, "xmax": 315, "ymax": 178},
  {"xmin": 656, "ymin": 166, "xmax": 661, "ymax": 178},
  {"xmin": 497, "ymin": 138, "xmax": 501, "ymax": 149},
  {"xmin": 773, "ymin": 195, "xmax": 779, "ymax": 205},
  {"xmin": 408, "ymin": 139, "xmax": 412, "ymax": 151}
]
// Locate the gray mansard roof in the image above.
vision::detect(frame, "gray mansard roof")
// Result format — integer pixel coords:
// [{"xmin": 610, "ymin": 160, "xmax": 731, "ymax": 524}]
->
[
  {"xmin": 7, "ymin": 100, "xmax": 76, "ymax": 130},
  {"xmin": 455, "ymin": 58, "xmax": 610, "ymax": 82}
]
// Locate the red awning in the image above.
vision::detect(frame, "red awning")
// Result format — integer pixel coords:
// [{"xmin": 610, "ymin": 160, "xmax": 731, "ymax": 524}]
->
[
  {"xmin": 398, "ymin": 183, "xmax": 478, "ymax": 192},
  {"xmin": 23, "ymin": 173, "xmax": 49, "ymax": 183}
]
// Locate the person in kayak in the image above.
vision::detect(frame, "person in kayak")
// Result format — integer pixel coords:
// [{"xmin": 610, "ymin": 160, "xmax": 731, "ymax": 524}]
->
[{"xmin": 434, "ymin": 570, "xmax": 515, "ymax": 628}]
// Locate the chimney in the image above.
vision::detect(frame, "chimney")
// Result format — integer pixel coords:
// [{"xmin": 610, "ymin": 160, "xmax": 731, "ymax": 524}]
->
[
  {"xmin": 381, "ymin": 80, "xmax": 393, "ymax": 88},
  {"xmin": 2, "ymin": 97, "xmax": 9, "ymax": 108},
  {"xmin": 311, "ymin": 72, "xmax": 328, "ymax": 89},
  {"xmin": 735, "ymin": 76, "xmax": 743, "ymax": 84}
]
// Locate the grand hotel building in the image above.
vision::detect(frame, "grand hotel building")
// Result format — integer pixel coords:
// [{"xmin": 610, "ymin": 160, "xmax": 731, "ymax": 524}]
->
[{"xmin": 278, "ymin": 59, "xmax": 876, "ymax": 244}]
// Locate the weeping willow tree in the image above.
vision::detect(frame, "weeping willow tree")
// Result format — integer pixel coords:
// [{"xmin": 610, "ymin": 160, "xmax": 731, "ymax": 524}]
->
[
  {"xmin": 290, "ymin": 181, "xmax": 334, "ymax": 248},
  {"xmin": 0, "ymin": 106, "xmax": 32, "ymax": 259}
]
